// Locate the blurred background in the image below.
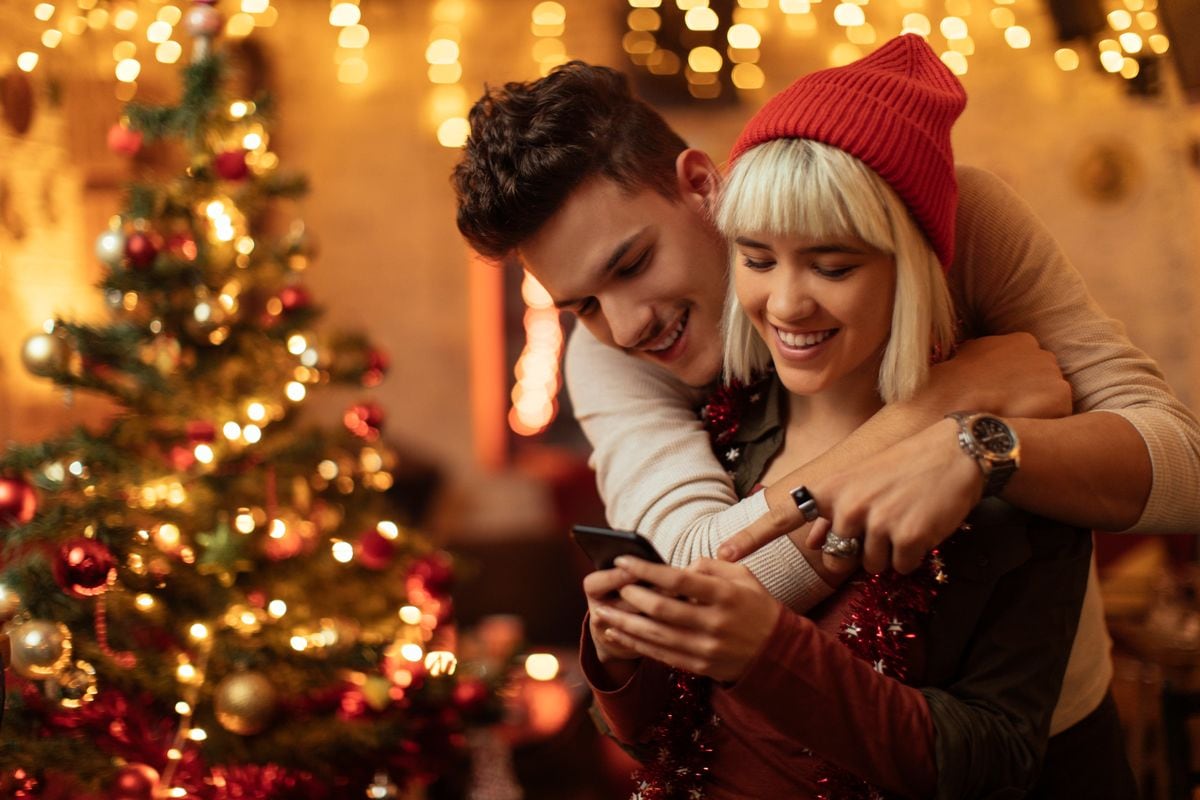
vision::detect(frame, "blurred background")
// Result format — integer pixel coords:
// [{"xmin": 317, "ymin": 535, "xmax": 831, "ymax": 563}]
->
[{"xmin": 0, "ymin": 0, "xmax": 1198, "ymax": 797}]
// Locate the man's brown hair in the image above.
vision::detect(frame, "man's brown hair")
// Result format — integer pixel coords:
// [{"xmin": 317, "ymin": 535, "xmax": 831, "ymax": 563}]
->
[{"xmin": 452, "ymin": 61, "xmax": 687, "ymax": 260}]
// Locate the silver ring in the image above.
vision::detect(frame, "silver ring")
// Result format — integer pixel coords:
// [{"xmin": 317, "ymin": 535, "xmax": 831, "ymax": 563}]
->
[
  {"xmin": 821, "ymin": 531, "xmax": 861, "ymax": 558},
  {"xmin": 789, "ymin": 486, "xmax": 820, "ymax": 523}
]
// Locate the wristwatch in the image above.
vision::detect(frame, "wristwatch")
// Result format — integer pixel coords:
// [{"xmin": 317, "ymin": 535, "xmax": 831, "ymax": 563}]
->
[{"xmin": 946, "ymin": 412, "xmax": 1021, "ymax": 497}]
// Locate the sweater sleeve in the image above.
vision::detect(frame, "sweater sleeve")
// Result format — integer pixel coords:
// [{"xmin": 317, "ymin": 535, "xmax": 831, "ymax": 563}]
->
[
  {"xmin": 564, "ymin": 326, "xmax": 833, "ymax": 611},
  {"xmin": 952, "ymin": 165, "xmax": 1200, "ymax": 533},
  {"xmin": 579, "ymin": 614, "xmax": 672, "ymax": 748}
]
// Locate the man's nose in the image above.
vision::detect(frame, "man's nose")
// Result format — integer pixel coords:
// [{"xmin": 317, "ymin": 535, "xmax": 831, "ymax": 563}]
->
[{"xmin": 604, "ymin": 298, "xmax": 655, "ymax": 350}]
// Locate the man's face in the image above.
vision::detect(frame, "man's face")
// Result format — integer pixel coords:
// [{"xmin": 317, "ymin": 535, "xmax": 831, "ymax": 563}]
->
[{"xmin": 519, "ymin": 168, "xmax": 728, "ymax": 388}]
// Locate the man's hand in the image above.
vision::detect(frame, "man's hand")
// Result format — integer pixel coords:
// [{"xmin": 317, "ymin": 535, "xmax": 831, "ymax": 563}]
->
[
  {"xmin": 928, "ymin": 333, "xmax": 1071, "ymax": 419},
  {"xmin": 803, "ymin": 418, "xmax": 982, "ymax": 573},
  {"xmin": 592, "ymin": 557, "xmax": 781, "ymax": 683}
]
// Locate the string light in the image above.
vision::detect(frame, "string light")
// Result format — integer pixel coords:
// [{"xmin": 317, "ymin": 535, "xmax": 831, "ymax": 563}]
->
[{"xmin": 510, "ymin": 272, "xmax": 563, "ymax": 436}]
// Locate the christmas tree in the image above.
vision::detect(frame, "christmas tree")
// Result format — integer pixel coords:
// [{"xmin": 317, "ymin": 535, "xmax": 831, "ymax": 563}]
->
[{"xmin": 0, "ymin": 3, "xmax": 500, "ymax": 797}]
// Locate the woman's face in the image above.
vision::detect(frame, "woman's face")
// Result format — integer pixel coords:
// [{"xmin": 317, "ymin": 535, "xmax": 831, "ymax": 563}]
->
[{"xmin": 733, "ymin": 231, "xmax": 896, "ymax": 400}]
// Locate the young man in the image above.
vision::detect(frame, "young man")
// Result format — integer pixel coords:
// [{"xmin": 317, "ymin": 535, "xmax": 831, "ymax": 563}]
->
[{"xmin": 452, "ymin": 59, "xmax": 1197, "ymax": 791}]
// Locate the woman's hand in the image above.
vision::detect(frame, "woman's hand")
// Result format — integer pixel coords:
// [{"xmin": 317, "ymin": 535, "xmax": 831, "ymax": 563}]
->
[
  {"xmin": 593, "ymin": 557, "xmax": 782, "ymax": 683},
  {"xmin": 583, "ymin": 566, "xmax": 643, "ymax": 665}
]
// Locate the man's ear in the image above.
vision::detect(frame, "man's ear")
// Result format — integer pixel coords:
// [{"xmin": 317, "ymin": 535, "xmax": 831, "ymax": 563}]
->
[{"xmin": 675, "ymin": 148, "xmax": 720, "ymax": 208}]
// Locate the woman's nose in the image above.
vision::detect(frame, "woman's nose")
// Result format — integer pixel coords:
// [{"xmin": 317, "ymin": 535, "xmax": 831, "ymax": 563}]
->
[{"xmin": 766, "ymin": 272, "xmax": 817, "ymax": 323}]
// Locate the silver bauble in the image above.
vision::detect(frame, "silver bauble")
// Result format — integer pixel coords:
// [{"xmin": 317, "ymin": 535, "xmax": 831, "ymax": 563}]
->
[
  {"xmin": 10, "ymin": 619, "xmax": 72, "ymax": 679},
  {"xmin": 21, "ymin": 332, "xmax": 68, "ymax": 377}
]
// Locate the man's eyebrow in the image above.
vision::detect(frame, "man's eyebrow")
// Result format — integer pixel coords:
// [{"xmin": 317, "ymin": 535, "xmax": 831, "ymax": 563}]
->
[{"xmin": 553, "ymin": 228, "xmax": 648, "ymax": 310}]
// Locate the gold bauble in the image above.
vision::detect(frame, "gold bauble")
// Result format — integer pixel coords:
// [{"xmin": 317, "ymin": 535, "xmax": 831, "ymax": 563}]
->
[
  {"xmin": 10, "ymin": 619, "xmax": 72, "ymax": 679},
  {"xmin": 0, "ymin": 585, "xmax": 21, "ymax": 622},
  {"xmin": 214, "ymin": 671, "xmax": 278, "ymax": 735},
  {"xmin": 21, "ymin": 333, "xmax": 68, "ymax": 377},
  {"xmin": 56, "ymin": 659, "xmax": 98, "ymax": 708}
]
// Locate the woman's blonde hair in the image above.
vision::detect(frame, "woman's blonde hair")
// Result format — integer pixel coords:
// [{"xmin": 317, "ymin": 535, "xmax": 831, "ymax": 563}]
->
[{"xmin": 715, "ymin": 139, "xmax": 956, "ymax": 403}]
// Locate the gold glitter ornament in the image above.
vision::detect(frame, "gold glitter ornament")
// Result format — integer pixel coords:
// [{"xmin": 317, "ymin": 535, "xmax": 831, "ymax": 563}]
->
[
  {"xmin": 10, "ymin": 619, "xmax": 72, "ymax": 679},
  {"xmin": 214, "ymin": 671, "xmax": 278, "ymax": 735}
]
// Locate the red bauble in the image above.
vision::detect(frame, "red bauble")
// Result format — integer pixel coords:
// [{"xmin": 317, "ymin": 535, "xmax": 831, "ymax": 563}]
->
[
  {"xmin": 124, "ymin": 232, "xmax": 159, "ymax": 271},
  {"xmin": 357, "ymin": 529, "xmax": 395, "ymax": 570},
  {"xmin": 185, "ymin": 419, "xmax": 216, "ymax": 444},
  {"xmin": 408, "ymin": 551, "xmax": 455, "ymax": 595},
  {"xmin": 109, "ymin": 763, "xmax": 159, "ymax": 800},
  {"xmin": 343, "ymin": 401, "xmax": 384, "ymax": 440},
  {"xmin": 278, "ymin": 285, "xmax": 312, "ymax": 313},
  {"xmin": 0, "ymin": 476, "xmax": 37, "ymax": 527},
  {"xmin": 168, "ymin": 445, "xmax": 196, "ymax": 472},
  {"xmin": 107, "ymin": 123, "xmax": 143, "ymax": 156},
  {"xmin": 363, "ymin": 348, "xmax": 389, "ymax": 387},
  {"xmin": 214, "ymin": 149, "xmax": 249, "ymax": 181},
  {"xmin": 53, "ymin": 537, "xmax": 117, "ymax": 598}
]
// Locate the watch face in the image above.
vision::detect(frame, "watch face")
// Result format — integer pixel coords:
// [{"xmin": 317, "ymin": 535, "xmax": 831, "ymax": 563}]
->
[{"xmin": 972, "ymin": 417, "xmax": 1015, "ymax": 454}]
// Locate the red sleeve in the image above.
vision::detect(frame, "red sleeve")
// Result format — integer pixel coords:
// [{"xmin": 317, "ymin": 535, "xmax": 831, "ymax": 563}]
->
[
  {"xmin": 579, "ymin": 613, "xmax": 673, "ymax": 744},
  {"xmin": 727, "ymin": 610, "xmax": 938, "ymax": 798}
]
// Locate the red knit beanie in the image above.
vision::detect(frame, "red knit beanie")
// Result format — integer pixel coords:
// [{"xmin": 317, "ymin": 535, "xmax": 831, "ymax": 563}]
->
[{"xmin": 729, "ymin": 35, "xmax": 966, "ymax": 269}]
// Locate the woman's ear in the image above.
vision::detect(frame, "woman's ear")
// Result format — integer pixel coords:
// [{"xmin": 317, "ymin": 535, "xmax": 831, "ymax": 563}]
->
[{"xmin": 675, "ymin": 148, "xmax": 721, "ymax": 209}]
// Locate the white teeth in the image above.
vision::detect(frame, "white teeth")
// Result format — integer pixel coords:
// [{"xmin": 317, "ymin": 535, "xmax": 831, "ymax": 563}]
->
[
  {"xmin": 777, "ymin": 328, "xmax": 834, "ymax": 348},
  {"xmin": 647, "ymin": 314, "xmax": 686, "ymax": 352}
]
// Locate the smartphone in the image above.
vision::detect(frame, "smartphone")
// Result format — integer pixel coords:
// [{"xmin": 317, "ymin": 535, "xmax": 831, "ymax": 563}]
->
[{"xmin": 570, "ymin": 525, "xmax": 665, "ymax": 571}]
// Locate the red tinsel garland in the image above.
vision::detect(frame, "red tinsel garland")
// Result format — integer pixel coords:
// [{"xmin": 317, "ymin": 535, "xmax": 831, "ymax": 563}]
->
[{"xmin": 628, "ymin": 671, "xmax": 717, "ymax": 800}]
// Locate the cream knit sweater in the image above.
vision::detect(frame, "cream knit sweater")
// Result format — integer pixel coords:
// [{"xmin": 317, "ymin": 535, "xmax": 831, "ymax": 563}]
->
[{"xmin": 564, "ymin": 165, "xmax": 1200, "ymax": 734}]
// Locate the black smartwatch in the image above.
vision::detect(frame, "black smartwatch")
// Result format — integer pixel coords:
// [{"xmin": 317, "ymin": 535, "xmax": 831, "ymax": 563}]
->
[{"xmin": 946, "ymin": 412, "xmax": 1021, "ymax": 497}]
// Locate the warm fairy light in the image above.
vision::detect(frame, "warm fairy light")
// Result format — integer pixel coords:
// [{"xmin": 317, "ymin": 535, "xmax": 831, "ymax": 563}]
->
[
  {"xmin": 400, "ymin": 643, "xmax": 424, "ymax": 662},
  {"xmin": 989, "ymin": 7, "xmax": 1015, "ymax": 28},
  {"xmin": 230, "ymin": 101, "xmax": 249, "ymax": 119},
  {"xmin": 287, "ymin": 335, "xmax": 308, "ymax": 355},
  {"xmin": 1119, "ymin": 32, "xmax": 1143, "ymax": 53},
  {"xmin": 285, "ymin": 381, "xmax": 307, "ymax": 402},
  {"xmin": 941, "ymin": 50, "xmax": 968, "ymax": 75},
  {"xmin": 246, "ymin": 401, "xmax": 267, "ymax": 422},
  {"xmin": 34, "ymin": 3, "xmax": 55, "ymax": 21},
  {"xmin": 940, "ymin": 17, "xmax": 967, "ymax": 39},
  {"xmin": 168, "ymin": 789, "xmax": 187, "ymax": 799},
  {"xmin": 187, "ymin": 728, "xmax": 207, "ymax": 741},
  {"xmin": 42, "ymin": 29, "xmax": 63, "ymax": 48},
  {"xmin": 17, "ymin": 52, "xmax": 39, "ymax": 72},
  {"xmin": 115, "ymin": 58, "xmax": 141, "ymax": 83},
  {"xmin": 167, "ymin": 748, "xmax": 183, "ymax": 761},
  {"xmin": 135, "ymin": 593, "xmax": 156, "ymax": 611},
  {"xmin": 339, "ymin": 24, "xmax": 370, "ymax": 48},
  {"xmin": 425, "ymin": 38, "xmax": 460, "ymax": 64},
  {"xmin": 1054, "ymin": 47, "xmax": 1080, "ymax": 70},
  {"xmin": 87, "ymin": 7, "xmax": 109, "ymax": 29},
  {"xmin": 300, "ymin": 348, "xmax": 320, "ymax": 367},
  {"xmin": 226, "ymin": 13, "xmax": 255, "ymax": 38},
  {"xmin": 1108, "ymin": 9, "xmax": 1133, "ymax": 30},
  {"xmin": 628, "ymin": 8, "xmax": 661, "ymax": 30},
  {"xmin": 268, "ymin": 600, "xmax": 287, "ymax": 618},
  {"xmin": 242, "ymin": 424, "xmax": 262, "ymax": 444},
  {"xmin": 1004, "ymin": 25, "xmax": 1031, "ymax": 49},
  {"xmin": 1100, "ymin": 48, "xmax": 1125, "ymax": 72},
  {"xmin": 223, "ymin": 421, "xmax": 243, "ymax": 441},
  {"xmin": 510, "ymin": 271, "xmax": 564, "ymax": 436},
  {"xmin": 1148, "ymin": 34, "xmax": 1169, "ymax": 54},
  {"xmin": 65, "ymin": 15, "xmax": 87, "ymax": 35},
  {"xmin": 156, "ymin": 523, "xmax": 181, "ymax": 549},
  {"xmin": 193, "ymin": 444, "xmax": 214, "ymax": 464},
  {"xmin": 156, "ymin": 41, "xmax": 182, "ymax": 64},
  {"xmin": 1120, "ymin": 58, "xmax": 1140, "ymax": 78},
  {"xmin": 688, "ymin": 46, "xmax": 722, "ymax": 72},
  {"xmin": 269, "ymin": 518, "xmax": 287, "ymax": 538},
  {"xmin": 780, "ymin": 0, "xmax": 810, "ymax": 12},
  {"xmin": 833, "ymin": 3, "xmax": 865, "ymax": 26},
  {"xmin": 377, "ymin": 520, "xmax": 399, "ymax": 539},
  {"xmin": 629, "ymin": 0, "xmax": 662, "ymax": 6},
  {"xmin": 1137, "ymin": 11, "xmax": 1157, "ymax": 29},
  {"xmin": 176, "ymin": 663, "xmax": 197, "ymax": 682},
  {"xmin": 948, "ymin": 35, "xmax": 975, "ymax": 55},
  {"xmin": 424, "ymin": 650, "xmax": 458, "ymax": 676},
  {"xmin": 684, "ymin": 6, "xmax": 719, "ymax": 30},
  {"xmin": 732, "ymin": 62, "xmax": 765, "ymax": 89},
  {"xmin": 175, "ymin": 701, "xmax": 191, "ymax": 714},
  {"xmin": 189, "ymin": 623, "xmax": 210, "ymax": 640},
  {"xmin": 525, "ymin": 652, "xmax": 560, "ymax": 681},
  {"xmin": 113, "ymin": 7, "xmax": 137, "ymax": 30},
  {"xmin": 317, "ymin": 460, "xmax": 339, "ymax": 480},
  {"xmin": 332, "ymin": 541, "xmax": 355, "ymax": 563},
  {"xmin": 290, "ymin": 635, "xmax": 308, "ymax": 651},
  {"xmin": 338, "ymin": 58, "xmax": 369, "ymax": 84},
  {"xmin": 158, "ymin": 5, "xmax": 182, "ymax": 24},
  {"xmin": 329, "ymin": 2, "xmax": 361, "ymax": 26},
  {"xmin": 428, "ymin": 62, "xmax": 463, "ymax": 84},
  {"xmin": 727, "ymin": 23, "xmax": 761, "ymax": 48},
  {"xmin": 235, "ymin": 236, "xmax": 255, "ymax": 255},
  {"xmin": 437, "ymin": 117, "xmax": 470, "ymax": 148},
  {"xmin": 399, "ymin": 605, "xmax": 422, "ymax": 625},
  {"xmin": 847, "ymin": 24, "xmax": 877, "ymax": 45},
  {"xmin": 243, "ymin": 0, "xmax": 269, "ymax": 12}
]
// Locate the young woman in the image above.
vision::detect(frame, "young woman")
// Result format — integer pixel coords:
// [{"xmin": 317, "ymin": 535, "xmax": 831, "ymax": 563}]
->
[{"xmin": 581, "ymin": 36, "xmax": 1133, "ymax": 799}]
